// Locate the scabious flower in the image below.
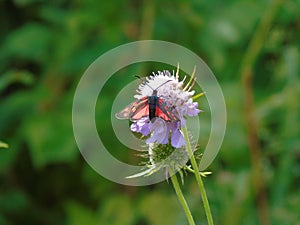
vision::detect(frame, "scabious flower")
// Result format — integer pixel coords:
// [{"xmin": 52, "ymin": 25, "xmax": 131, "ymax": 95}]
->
[
  {"xmin": 130, "ymin": 69, "xmax": 201, "ymax": 148},
  {"xmin": 120, "ymin": 66, "xmax": 203, "ymax": 178}
]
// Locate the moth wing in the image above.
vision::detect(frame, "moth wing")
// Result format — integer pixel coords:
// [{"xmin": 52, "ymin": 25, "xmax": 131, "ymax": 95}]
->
[
  {"xmin": 130, "ymin": 97, "xmax": 149, "ymax": 121},
  {"xmin": 154, "ymin": 105, "xmax": 171, "ymax": 121},
  {"xmin": 156, "ymin": 98, "xmax": 180, "ymax": 122},
  {"xmin": 115, "ymin": 97, "xmax": 149, "ymax": 121},
  {"xmin": 115, "ymin": 102, "xmax": 134, "ymax": 119}
]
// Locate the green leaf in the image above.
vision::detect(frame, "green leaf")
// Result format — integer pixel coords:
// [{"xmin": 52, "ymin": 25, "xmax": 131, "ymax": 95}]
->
[
  {"xmin": 98, "ymin": 195, "xmax": 135, "ymax": 225},
  {"xmin": 139, "ymin": 192, "xmax": 180, "ymax": 225},
  {"xmin": 0, "ymin": 70, "xmax": 34, "ymax": 93},
  {"xmin": 0, "ymin": 140, "xmax": 20, "ymax": 173},
  {"xmin": 66, "ymin": 202, "xmax": 99, "ymax": 225},
  {"xmin": 0, "ymin": 141, "xmax": 8, "ymax": 149},
  {"xmin": 0, "ymin": 23, "xmax": 51, "ymax": 63},
  {"xmin": 0, "ymin": 189, "xmax": 29, "ymax": 214},
  {"xmin": 23, "ymin": 110, "xmax": 77, "ymax": 168}
]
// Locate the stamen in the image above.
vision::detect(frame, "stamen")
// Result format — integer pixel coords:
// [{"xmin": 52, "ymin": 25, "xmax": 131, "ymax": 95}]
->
[
  {"xmin": 183, "ymin": 66, "xmax": 196, "ymax": 91},
  {"xmin": 187, "ymin": 77, "xmax": 197, "ymax": 91},
  {"xmin": 192, "ymin": 92, "xmax": 206, "ymax": 100},
  {"xmin": 176, "ymin": 63, "xmax": 180, "ymax": 80}
]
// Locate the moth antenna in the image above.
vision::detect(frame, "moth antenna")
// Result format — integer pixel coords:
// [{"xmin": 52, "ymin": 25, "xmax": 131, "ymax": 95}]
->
[
  {"xmin": 135, "ymin": 75, "xmax": 154, "ymax": 90},
  {"xmin": 135, "ymin": 75, "xmax": 172, "ymax": 91},
  {"xmin": 155, "ymin": 80, "xmax": 172, "ymax": 90}
]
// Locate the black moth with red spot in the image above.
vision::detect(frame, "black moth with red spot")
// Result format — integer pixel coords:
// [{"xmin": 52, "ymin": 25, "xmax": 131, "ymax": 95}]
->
[{"xmin": 115, "ymin": 78, "xmax": 180, "ymax": 122}]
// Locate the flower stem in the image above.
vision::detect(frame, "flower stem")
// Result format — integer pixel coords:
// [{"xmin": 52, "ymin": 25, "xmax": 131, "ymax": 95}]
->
[
  {"xmin": 170, "ymin": 169, "xmax": 196, "ymax": 225},
  {"xmin": 182, "ymin": 125, "xmax": 214, "ymax": 225}
]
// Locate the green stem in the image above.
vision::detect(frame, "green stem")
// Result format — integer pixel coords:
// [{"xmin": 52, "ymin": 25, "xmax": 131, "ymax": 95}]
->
[
  {"xmin": 182, "ymin": 125, "xmax": 214, "ymax": 225},
  {"xmin": 170, "ymin": 169, "xmax": 196, "ymax": 225}
]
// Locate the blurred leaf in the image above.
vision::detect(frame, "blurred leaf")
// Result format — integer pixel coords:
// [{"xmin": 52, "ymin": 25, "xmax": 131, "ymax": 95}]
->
[
  {"xmin": 139, "ymin": 192, "xmax": 179, "ymax": 225},
  {"xmin": 272, "ymin": 192, "xmax": 300, "ymax": 225},
  {"xmin": 66, "ymin": 201, "xmax": 98, "ymax": 225},
  {"xmin": 0, "ymin": 70, "xmax": 34, "ymax": 93},
  {"xmin": 13, "ymin": 0, "xmax": 45, "ymax": 7},
  {"xmin": 23, "ymin": 110, "xmax": 77, "ymax": 168},
  {"xmin": 0, "ymin": 189, "xmax": 29, "ymax": 214},
  {"xmin": 82, "ymin": 165, "xmax": 114, "ymax": 200},
  {"xmin": 0, "ymin": 215, "xmax": 8, "ymax": 225},
  {"xmin": 38, "ymin": 5, "xmax": 70, "ymax": 24},
  {"xmin": 0, "ymin": 141, "xmax": 8, "ymax": 149},
  {"xmin": 0, "ymin": 90, "xmax": 36, "ymax": 133},
  {"xmin": 0, "ymin": 91, "xmax": 35, "ymax": 172},
  {"xmin": 0, "ymin": 139, "xmax": 21, "ymax": 174},
  {"xmin": 98, "ymin": 195, "xmax": 135, "ymax": 225},
  {"xmin": 214, "ymin": 170, "xmax": 256, "ymax": 225},
  {"xmin": 219, "ymin": 82, "xmax": 249, "ymax": 168},
  {"xmin": 0, "ymin": 23, "xmax": 51, "ymax": 63}
]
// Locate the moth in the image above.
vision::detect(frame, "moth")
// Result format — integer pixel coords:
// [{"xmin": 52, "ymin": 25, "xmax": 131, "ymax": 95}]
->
[{"xmin": 115, "ymin": 77, "xmax": 180, "ymax": 122}]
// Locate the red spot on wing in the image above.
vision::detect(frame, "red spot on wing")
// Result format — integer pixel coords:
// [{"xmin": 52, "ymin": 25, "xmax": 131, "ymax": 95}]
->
[
  {"xmin": 155, "ymin": 106, "xmax": 172, "ymax": 121},
  {"xmin": 156, "ymin": 98, "xmax": 180, "ymax": 122}
]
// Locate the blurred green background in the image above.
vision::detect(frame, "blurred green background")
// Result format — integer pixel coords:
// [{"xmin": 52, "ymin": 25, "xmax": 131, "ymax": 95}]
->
[{"xmin": 0, "ymin": 0, "xmax": 299, "ymax": 225}]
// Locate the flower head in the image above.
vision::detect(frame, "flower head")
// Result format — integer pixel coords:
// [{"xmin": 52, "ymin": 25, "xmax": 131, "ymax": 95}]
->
[
  {"xmin": 119, "ymin": 66, "xmax": 203, "ymax": 179},
  {"xmin": 131, "ymin": 70, "xmax": 201, "ymax": 148}
]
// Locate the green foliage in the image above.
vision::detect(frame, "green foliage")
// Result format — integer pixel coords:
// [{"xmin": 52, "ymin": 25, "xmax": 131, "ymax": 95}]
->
[
  {"xmin": 0, "ymin": 141, "xmax": 8, "ymax": 149},
  {"xmin": 0, "ymin": 0, "xmax": 299, "ymax": 225}
]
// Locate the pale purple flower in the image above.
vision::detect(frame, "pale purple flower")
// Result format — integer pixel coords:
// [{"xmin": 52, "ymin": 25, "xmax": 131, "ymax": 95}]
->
[
  {"xmin": 146, "ymin": 118, "xmax": 169, "ymax": 144},
  {"xmin": 130, "ymin": 117, "xmax": 150, "ymax": 136},
  {"xmin": 171, "ymin": 124, "xmax": 186, "ymax": 148}
]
